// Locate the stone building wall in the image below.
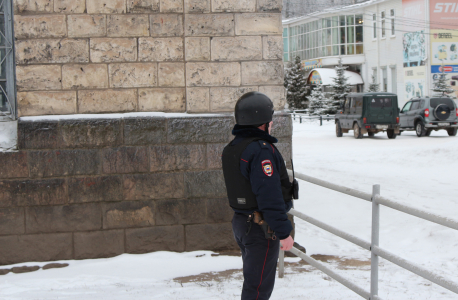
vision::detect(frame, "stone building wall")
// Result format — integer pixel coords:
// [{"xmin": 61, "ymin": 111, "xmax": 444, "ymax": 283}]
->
[
  {"xmin": 0, "ymin": 113, "xmax": 292, "ymax": 265},
  {"xmin": 0, "ymin": 0, "xmax": 292, "ymax": 265},
  {"xmin": 14, "ymin": 0, "xmax": 285, "ymax": 116}
]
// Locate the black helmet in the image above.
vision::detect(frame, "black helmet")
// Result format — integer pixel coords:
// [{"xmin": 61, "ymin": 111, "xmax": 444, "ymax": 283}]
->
[{"xmin": 235, "ymin": 92, "xmax": 274, "ymax": 126}]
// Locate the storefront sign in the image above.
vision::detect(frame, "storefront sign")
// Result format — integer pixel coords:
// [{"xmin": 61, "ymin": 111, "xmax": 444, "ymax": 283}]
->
[
  {"xmin": 308, "ymin": 70, "xmax": 322, "ymax": 84},
  {"xmin": 302, "ymin": 59, "xmax": 322, "ymax": 71}
]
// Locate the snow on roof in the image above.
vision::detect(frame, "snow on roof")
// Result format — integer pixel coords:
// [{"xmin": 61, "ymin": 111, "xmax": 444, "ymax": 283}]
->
[
  {"xmin": 282, "ymin": 0, "xmax": 388, "ymax": 25},
  {"xmin": 310, "ymin": 68, "xmax": 364, "ymax": 85}
]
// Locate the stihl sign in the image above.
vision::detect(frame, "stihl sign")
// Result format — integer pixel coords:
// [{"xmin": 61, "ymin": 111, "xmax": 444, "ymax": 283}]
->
[
  {"xmin": 403, "ymin": 4, "xmax": 423, "ymax": 18},
  {"xmin": 433, "ymin": 3, "xmax": 458, "ymax": 13},
  {"xmin": 402, "ymin": 0, "xmax": 425, "ymax": 32},
  {"xmin": 430, "ymin": 0, "xmax": 458, "ymax": 29}
]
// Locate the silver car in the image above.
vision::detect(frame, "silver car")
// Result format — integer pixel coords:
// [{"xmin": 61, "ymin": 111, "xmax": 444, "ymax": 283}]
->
[{"xmin": 399, "ymin": 97, "xmax": 458, "ymax": 137}]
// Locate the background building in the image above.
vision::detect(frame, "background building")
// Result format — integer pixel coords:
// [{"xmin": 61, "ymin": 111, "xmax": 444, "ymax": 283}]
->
[
  {"xmin": 283, "ymin": 0, "xmax": 458, "ymax": 106},
  {"xmin": 282, "ymin": 0, "xmax": 369, "ymax": 19}
]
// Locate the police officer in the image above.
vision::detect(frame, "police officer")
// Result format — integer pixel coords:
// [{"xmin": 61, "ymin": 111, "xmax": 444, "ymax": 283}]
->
[{"xmin": 222, "ymin": 92, "xmax": 295, "ymax": 300}]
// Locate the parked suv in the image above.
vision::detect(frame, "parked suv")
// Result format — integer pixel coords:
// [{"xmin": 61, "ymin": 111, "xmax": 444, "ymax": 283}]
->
[
  {"xmin": 399, "ymin": 96, "xmax": 458, "ymax": 137},
  {"xmin": 335, "ymin": 92, "xmax": 400, "ymax": 139}
]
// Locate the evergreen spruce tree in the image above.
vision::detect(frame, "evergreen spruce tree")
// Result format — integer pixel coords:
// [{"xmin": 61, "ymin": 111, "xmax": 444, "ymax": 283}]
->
[
  {"xmin": 307, "ymin": 83, "xmax": 333, "ymax": 115},
  {"xmin": 329, "ymin": 57, "xmax": 351, "ymax": 114},
  {"xmin": 284, "ymin": 60, "xmax": 293, "ymax": 93},
  {"xmin": 367, "ymin": 75, "xmax": 380, "ymax": 92},
  {"xmin": 432, "ymin": 67, "xmax": 455, "ymax": 96},
  {"xmin": 284, "ymin": 56, "xmax": 308, "ymax": 110}
]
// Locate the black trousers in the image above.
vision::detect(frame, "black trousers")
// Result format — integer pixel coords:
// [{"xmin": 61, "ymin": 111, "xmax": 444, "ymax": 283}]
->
[{"xmin": 232, "ymin": 212, "xmax": 280, "ymax": 300}]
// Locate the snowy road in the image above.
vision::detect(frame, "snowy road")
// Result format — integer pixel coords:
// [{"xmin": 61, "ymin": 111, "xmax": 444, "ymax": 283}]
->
[
  {"xmin": 291, "ymin": 119, "xmax": 458, "ymax": 299},
  {"xmin": 1, "ymin": 119, "xmax": 457, "ymax": 300}
]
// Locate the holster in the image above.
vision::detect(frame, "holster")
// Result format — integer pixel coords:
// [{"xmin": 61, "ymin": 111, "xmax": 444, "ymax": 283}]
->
[
  {"xmin": 253, "ymin": 211, "xmax": 276, "ymax": 240},
  {"xmin": 292, "ymin": 179, "xmax": 299, "ymax": 200}
]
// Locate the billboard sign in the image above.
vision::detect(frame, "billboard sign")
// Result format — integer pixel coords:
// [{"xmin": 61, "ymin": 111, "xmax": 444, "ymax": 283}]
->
[
  {"xmin": 430, "ymin": 1, "xmax": 458, "ymax": 98},
  {"xmin": 402, "ymin": 1, "xmax": 427, "ymax": 101},
  {"xmin": 403, "ymin": 31, "xmax": 427, "ymax": 67},
  {"xmin": 430, "ymin": 30, "xmax": 458, "ymax": 65},
  {"xmin": 430, "ymin": 73, "xmax": 458, "ymax": 98},
  {"xmin": 402, "ymin": 0, "xmax": 426, "ymax": 32},
  {"xmin": 404, "ymin": 66, "xmax": 427, "ymax": 100},
  {"xmin": 430, "ymin": 29, "xmax": 458, "ymax": 98},
  {"xmin": 430, "ymin": 0, "xmax": 458, "ymax": 30},
  {"xmin": 302, "ymin": 59, "xmax": 322, "ymax": 71},
  {"xmin": 431, "ymin": 65, "xmax": 458, "ymax": 73}
]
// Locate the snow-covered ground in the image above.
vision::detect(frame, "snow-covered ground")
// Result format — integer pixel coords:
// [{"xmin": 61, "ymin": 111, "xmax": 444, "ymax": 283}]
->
[{"xmin": 1, "ymin": 119, "xmax": 458, "ymax": 300}]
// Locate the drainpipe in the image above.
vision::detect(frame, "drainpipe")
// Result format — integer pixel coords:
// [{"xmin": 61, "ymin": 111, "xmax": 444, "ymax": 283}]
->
[
  {"xmin": 425, "ymin": 0, "xmax": 431, "ymax": 97},
  {"xmin": 376, "ymin": 3, "xmax": 380, "ymax": 86}
]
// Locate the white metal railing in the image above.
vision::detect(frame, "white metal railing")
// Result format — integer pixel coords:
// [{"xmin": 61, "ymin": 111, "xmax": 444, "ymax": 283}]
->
[{"xmin": 278, "ymin": 170, "xmax": 458, "ymax": 300}]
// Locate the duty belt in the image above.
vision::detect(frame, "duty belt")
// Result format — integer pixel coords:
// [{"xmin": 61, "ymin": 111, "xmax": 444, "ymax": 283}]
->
[{"xmin": 245, "ymin": 212, "xmax": 276, "ymax": 240}]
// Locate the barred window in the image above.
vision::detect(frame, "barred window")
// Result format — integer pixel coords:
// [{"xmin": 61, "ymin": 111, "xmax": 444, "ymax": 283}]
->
[{"xmin": 0, "ymin": 0, "xmax": 16, "ymax": 120}]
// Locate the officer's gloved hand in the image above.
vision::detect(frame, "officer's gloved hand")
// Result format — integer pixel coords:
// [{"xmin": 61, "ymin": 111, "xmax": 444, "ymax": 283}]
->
[{"xmin": 280, "ymin": 235, "xmax": 294, "ymax": 251}]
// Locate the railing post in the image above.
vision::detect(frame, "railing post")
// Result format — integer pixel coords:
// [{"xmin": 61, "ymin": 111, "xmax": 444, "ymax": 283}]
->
[
  {"xmin": 371, "ymin": 184, "xmax": 380, "ymax": 299},
  {"xmin": 300, "ymin": 116, "xmax": 302, "ymax": 123},
  {"xmin": 293, "ymin": 113, "xmax": 296, "ymax": 121},
  {"xmin": 278, "ymin": 249, "xmax": 285, "ymax": 278},
  {"xmin": 320, "ymin": 115, "xmax": 323, "ymax": 126}
]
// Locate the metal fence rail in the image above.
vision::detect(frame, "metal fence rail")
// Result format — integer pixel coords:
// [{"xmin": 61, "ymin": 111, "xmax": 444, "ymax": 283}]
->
[
  {"xmin": 375, "ymin": 194, "xmax": 458, "ymax": 231},
  {"xmin": 279, "ymin": 170, "xmax": 458, "ymax": 299},
  {"xmin": 288, "ymin": 246, "xmax": 371, "ymax": 299},
  {"xmin": 291, "ymin": 112, "xmax": 334, "ymax": 125},
  {"xmin": 286, "ymin": 170, "xmax": 372, "ymax": 202},
  {"xmin": 288, "ymin": 208, "xmax": 370, "ymax": 251}
]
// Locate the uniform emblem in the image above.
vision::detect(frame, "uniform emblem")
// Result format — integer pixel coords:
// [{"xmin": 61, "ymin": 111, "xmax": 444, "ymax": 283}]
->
[{"xmin": 262, "ymin": 160, "xmax": 273, "ymax": 177}]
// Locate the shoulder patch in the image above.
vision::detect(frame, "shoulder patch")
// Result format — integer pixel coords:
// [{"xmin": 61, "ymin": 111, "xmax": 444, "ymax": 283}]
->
[
  {"xmin": 258, "ymin": 140, "xmax": 270, "ymax": 149},
  {"xmin": 262, "ymin": 160, "xmax": 273, "ymax": 177}
]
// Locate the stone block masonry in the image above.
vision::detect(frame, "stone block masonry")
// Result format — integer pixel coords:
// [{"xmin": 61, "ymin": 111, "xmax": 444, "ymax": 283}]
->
[
  {"xmin": 14, "ymin": 0, "xmax": 286, "ymax": 117},
  {"xmin": 6, "ymin": 0, "xmax": 291, "ymax": 265},
  {"xmin": 0, "ymin": 113, "xmax": 293, "ymax": 265}
]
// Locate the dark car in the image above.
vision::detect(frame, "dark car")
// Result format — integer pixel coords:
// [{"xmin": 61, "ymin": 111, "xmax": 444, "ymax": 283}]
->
[
  {"xmin": 335, "ymin": 92, "xmax": 400, "ymax": 139},
  {"xmin": 399, "ymin": 96, "xmax": 458, "ymax": 137}
]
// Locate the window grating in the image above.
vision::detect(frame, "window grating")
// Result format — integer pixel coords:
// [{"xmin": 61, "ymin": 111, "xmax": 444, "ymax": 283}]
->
[{"xmin": 0, "ymin": 0, "xmax": 16, "ymax": 120}]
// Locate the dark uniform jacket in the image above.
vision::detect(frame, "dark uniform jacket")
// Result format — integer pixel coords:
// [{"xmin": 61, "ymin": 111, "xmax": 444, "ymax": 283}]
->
[{"xmin": 225, "ymin": 125, "xmax": 293, "ymax": 240}]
